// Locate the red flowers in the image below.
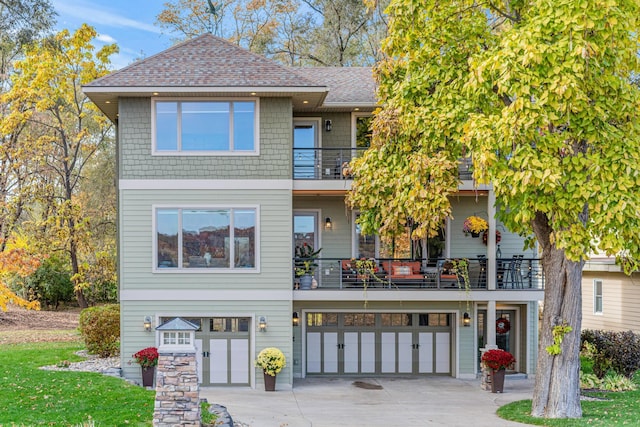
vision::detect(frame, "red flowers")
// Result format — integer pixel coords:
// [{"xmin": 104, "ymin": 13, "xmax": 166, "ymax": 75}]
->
[
  {"xmin": 132, "ymin": 347, "xmax": 159, "ymax": 368},
  {"xmin": 481, "ymin": 349, "xmax": 515, "ymax": 371}
]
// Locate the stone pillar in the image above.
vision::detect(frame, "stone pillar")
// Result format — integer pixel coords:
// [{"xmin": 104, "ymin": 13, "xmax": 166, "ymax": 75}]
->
[
  {"xmin": 153, "ymin": 350, "xmax": 201, "ymax": 427},
  {"xmin": 479, "ymin": 345, "xmax": 498, "ymax": 391}
]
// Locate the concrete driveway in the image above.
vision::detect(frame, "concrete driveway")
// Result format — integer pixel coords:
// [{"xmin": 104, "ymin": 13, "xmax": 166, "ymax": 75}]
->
[{"xmin": 201, "ymin": 376, "xmax": 535, "ymax": 427}]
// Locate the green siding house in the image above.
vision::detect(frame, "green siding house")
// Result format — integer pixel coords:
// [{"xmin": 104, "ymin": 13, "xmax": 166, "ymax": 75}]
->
[{"xmin": 83, "ymin": 34, "xmax": 543, "ymax": 389}]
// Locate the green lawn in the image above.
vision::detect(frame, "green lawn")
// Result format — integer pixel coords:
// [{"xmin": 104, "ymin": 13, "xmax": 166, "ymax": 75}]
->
[
  {"xmin": 499, "ymin": 372, "xmax": 640, "ymax": 426},
  {"xmin": 0, "ymin": 341, "xmax": 154, "ymax": 426}
]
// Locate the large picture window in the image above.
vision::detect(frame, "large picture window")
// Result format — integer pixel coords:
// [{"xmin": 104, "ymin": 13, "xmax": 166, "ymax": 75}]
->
[
  {"xmin": 156, "ymin": 207, "xmax": 257, "ymax": 270},
  {"xmin": 154, "ymin": 100, "xmax": 257, "ymax": 153}
]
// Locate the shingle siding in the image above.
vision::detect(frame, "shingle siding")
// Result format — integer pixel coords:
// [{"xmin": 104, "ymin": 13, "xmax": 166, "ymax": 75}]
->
[{"xmin": 118, "ymin": 97, "xmax": 292, "ymax": 180}]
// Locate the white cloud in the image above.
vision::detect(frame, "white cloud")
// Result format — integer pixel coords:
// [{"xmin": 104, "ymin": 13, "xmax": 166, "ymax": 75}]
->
[
  {"xmin": 96, "ymin": 33, "xmax": 117, "ymax": 44},
  {"xmin": 53, "ymin": 0, "xmax": 162, "ymax": 34}
]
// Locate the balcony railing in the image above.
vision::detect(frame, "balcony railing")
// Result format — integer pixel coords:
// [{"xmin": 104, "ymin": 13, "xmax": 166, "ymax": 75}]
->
[
  {"xmin": 293, "ymin": 257, "xmax": 544, "ymax": 290},
  {"xmin": 293, "ymin": 148, "xmax": 477, "ymax": 181},
  {"xmin": 293, "ymin": 147, "xmax": 367, "ymax": 180}
]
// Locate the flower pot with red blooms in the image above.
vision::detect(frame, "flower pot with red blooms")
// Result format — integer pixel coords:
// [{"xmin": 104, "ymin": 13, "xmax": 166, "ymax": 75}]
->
[
  {"xmin": 132, "ymin": 347, "xmax": 159, "ymax": 387},
  {"xmin": 481, "ymin": 349, "xmax": 515, "ymax": 393}
]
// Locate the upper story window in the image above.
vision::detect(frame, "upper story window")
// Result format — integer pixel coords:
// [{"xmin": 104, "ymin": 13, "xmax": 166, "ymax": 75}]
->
[
  {"xmin": 155, "ymin": 207, "xmax": 257, "ymax": 271},
  {"xmin": 153, "ymin": 99, "xmax": 258, "ymax": 154}
]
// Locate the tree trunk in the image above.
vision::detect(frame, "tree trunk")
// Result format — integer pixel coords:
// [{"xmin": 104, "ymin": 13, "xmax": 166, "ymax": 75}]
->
[
  {"xmin": 68, "ymin": 215, "xmax": 88, "ymax": 309},
  {"xmin": 531, "ymin": 213, "xmax": 583, "ymax": 418}
]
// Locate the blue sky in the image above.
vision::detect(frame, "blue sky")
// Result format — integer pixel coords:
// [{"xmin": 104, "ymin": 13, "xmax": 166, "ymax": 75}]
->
[{"xmin": 52, "ymin": 0, "xmax": 175, "ymax": 69}]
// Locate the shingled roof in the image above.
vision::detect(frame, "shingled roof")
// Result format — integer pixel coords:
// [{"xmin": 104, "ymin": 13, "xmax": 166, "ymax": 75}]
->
[
  {"xmin": 294, "ymin": 67, "xmax": 376, "ymax": 107},
  {"xmin": 86, "ymin": 34, "xmax": 322, "ymax": 89},
  {"xmin": 83, "ymin": 34, "xmax": 377, "ymax": 120}
]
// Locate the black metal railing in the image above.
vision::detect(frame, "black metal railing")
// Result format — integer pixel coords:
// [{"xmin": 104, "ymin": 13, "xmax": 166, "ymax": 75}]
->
[
  {"xmin": 293, "ymin": 148, "xmax": 477, "ymax": 181},
  {"xmin": 497, "ymin": 256, "xmax": 544, "ymax": 289},
  {"xmin": 293, "ymin": 147, "xmax": 366, "ymax": 180},
  {"xmin": 292, "ymin": 257, "xmax": 543, "ymax": 290}
]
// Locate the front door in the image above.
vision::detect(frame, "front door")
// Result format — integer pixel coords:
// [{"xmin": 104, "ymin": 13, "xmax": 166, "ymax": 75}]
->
[
  {"xmin": 478, "ymin": 309, "xmax": 518, "ymax": 372},
  {"xmin": 293, "ymin": 119, "xmax": 320, "ymax": 179}
]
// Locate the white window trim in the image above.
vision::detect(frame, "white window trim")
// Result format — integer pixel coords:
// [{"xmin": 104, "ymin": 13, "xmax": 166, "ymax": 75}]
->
[
  {"xmin": 152, "ymin": 204, "xmax": 260, "ymax": 273},
  {"xmin": 593, "ymin": 279, "xmax": 603, "ymax": 315},
  {"xmin": 151, "ymin": 97, "xmax": 260, "ymax": 156},
  {"xmin": 293, "ymin": 117, "xmax": 322, "ymax": 148}
]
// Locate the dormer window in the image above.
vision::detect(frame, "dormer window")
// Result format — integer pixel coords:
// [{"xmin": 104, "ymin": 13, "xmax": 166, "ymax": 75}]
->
[{"xmin": 152, "ymin": 99, "xmax": 258, "ymax": 155}]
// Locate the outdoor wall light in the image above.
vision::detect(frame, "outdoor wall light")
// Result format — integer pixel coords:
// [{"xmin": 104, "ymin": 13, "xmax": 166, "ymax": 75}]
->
[
  {"xmin": 325, "ymin": 217, "xmax": 332, "ymax": 230},
  {"xmin": 143, "ymin": 315, "xmax": 153, "ymax": 332},
  {"xmin": 292, "ymin": 312, "xmax": 299, "ymax": 327},
  {"xmin": 259, "ymin": 316, "xmax": 268, "ymax": 332},
  {"xmin": 325, "ymin": 119, "xmax": 332, "ymax": 132},
  {"xmin": 463, "ymin": 312, "xmax": 471, "ymax": 327}
]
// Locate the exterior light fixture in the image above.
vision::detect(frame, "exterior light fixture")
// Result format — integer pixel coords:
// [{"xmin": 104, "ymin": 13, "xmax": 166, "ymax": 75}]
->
[
  {"xmin": 292, "ymin": 312, "xmax": 299, "ymax": 326},
  {"xmin": 143, "ymin": 315, "xmax": 153, "ymax": 332},
  {"xmin": 463, "ymin": 312, "xmax": 471, "ymax": 327},
  {"xmin": 325, "ymin": 119, "xmax": 332, "ymax": 132},
  {"xmin": 259, "ymin": 316, "xmax": 267, "ymax": 332},
  {"xmin": 325, "ymin": 217, "xmax": 332, "ymax": 230}
]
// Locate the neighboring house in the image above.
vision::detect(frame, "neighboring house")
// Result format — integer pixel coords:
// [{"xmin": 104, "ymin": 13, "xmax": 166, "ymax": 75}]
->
[
  {"xmin": 83, "ymin": 34, "xmax": 544, "ymax": 388},
  {"xmin": 582, "ymin": 257, "xmax": 640, "ymax": 332}
]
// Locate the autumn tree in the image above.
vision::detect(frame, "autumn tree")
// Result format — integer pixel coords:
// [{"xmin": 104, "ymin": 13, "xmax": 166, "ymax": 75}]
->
[
  {"xmin": 349, "ymin": 0, "xmax": 640, "ymax": 419},
  {"xmin": 2, "ymin": 24, "xmax": 117, "ymax": 308},
  {"xmin": 156, "ymin": 0, "xmax": 387, "ymax": 66},
  {"xmin": 0, "ymin": 247, "xmax": 41, "ymax": 311},
  {"xmin": 0, "ymin": 0, "xmax": 55, "ymax": 252}
]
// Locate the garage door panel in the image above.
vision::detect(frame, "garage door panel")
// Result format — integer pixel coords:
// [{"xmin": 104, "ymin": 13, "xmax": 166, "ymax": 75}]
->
[
  {"xmin": 307, "ymin": 332, "xmax": 321, "ymax": 373},
  {"xmin": 418, "ymin": 332, "xmax": 433, "ymax": 373},
  {"xmin": 435, "ymin": 332, "xmax": 450, "ymax": 373},
  {"xmin": 398, "ymin": 332, "xmax": 413, "ymax": 373},
  {"xmin": 323, "ymin": 332, "xmax": 338, "ymax": 373},
  {"xmin": 210, "ymin": 339, "xmax": 228, "ymax": 383},
  {"xmin": 230, "ymin": 339, "xmax": 249, "ymax": 383},
  {"xmin": 344, "ymin": 332, "xmax": 359, "ymax": 373},
  {"xmin": 361, "ymin": 332, "xmax": 376, "ymax": 373},
  {"xmin": 381, "ymin": 332, "xmax": 396, "ymax": 373}
]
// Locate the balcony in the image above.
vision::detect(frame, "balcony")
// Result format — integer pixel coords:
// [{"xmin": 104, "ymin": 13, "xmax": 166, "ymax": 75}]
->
[
  {"xmin": 293, "ymin": 147, "xmax": 366, "ymax": 180},
  {"xmin": 293, "ymin": 257, "xmax": 544, "ymax": 290},
  {"xmin": 293, "ymin": 147, "xmax": 476, "ymax": 181}
]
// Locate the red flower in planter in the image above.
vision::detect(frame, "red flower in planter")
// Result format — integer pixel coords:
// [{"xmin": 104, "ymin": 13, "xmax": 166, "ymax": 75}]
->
[
  {"xmin": 132, "ymin": 347, "xmax": 159, "ymax": 368},
  {"xmin": 481, "ymin": 349, "xmax": 515, "ymax": 371}
]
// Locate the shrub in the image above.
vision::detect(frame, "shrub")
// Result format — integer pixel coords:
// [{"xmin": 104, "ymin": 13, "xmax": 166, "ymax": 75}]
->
[
  {"xmin": 9, "ymin": 255, "xmax": 74, "ymax": 309},
  {"xmin": 580, "ymin": 370, "xmax": 637, "ymax": 391},
  {"xmin": 581, "ymin": 329, "xmax": 640, "ymax": 378},
  {"xmin": 79, "ymin": 304, "xmax": 120, "ymax": 357}
]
